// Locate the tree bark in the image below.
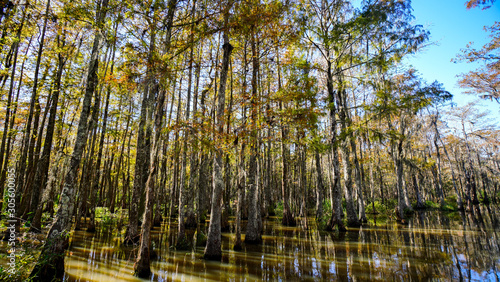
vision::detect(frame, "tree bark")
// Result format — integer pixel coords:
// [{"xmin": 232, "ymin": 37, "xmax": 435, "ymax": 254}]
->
[
  {"xmin": 18, "ymin": 0, "xmax": 51, "ymax": 214},
  {"xmin": 245, "ymin": 29, "xmax": 262, "ymax": 244},
  {"xmin": 134, "ymin": 0, "xmax": 177, "ymax": 276},
  {"xmin": 30, "ymin": 32, "xmax": 68, "ymax": 232},
  {"xmin": 439, "ymin": 137, "xmax": 464, "ymax": 210},
  {"xmin": 29, "ymin": 0, "xmax": 109, "ymax": 278},
  {"xmin": 234, "ymin": 130, "xmax": 246, "ymax": 250},
  {"xmin": 0, "ymin": 7, "xmax": 25, "ymax": 202},
  {"xmin": 336, "ymin": 85, "xmax": 359, "ymax": 227},
  {"xmin": 124, "ymin": 7, "xmax": 158, "ymax": 245},
  {"xmin": 351, "ymin": 137, "xmax": 367, "ymax": 222},
  {"xmin": 88, "ymin": 18, "xmax": 119, "ymax": 232},
  {"xmin": 431, "ymin": 115, "xmax": 446, "ymax": 207},
  {"xmin": 314, "ymin": 150, "xmax": 324, "ymax": 220},
  {"xmin": 275, "ymin": 46, "xmax": 295, "ymax": 227},
  {"xmin": 177, "ymin": 18, "xmax": 196, "ymax": 247},
  {"xmin": 461, "ymin": 121, "xmax": 480, "ymax": 210},
  {"xmin": 204, "ymin": 1, "xmax": 233, "ymax": 259},
  {"xmin": 325, "ymin": 60, "xmax": 345, "ymax": 232},
  {"xmin": 7, "ymin": 5, "xmax": 27, "ymax": 224}
]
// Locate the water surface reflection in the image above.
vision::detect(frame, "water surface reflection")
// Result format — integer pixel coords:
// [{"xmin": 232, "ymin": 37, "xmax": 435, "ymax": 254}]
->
[{"xmin": 63, "ymin": 209, "xmax": 500, "ymax": 281}]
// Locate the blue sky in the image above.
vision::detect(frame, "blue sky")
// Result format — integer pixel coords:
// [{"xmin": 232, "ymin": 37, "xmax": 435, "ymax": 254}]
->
[{"xmin": 406, "ymin": 0, "xmax": 499, "ymax": 120}]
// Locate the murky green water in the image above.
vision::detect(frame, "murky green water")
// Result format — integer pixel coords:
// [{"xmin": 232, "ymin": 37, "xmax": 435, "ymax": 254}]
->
[{"xmin": 54, "ymin": 208, "xmax": 500, "ymax": 282}]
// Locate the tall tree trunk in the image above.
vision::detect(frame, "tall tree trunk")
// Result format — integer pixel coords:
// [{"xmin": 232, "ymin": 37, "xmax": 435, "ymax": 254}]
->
[
  {"xmin": 124, "ymin": 9, "xmax": 157, "ymax": 245},
  {"xmin": 222, "ymin": 60, "xmax": 235, "ymax": 231},
  {"xmin": 176, "ymin": 2, "xmax": 201, "ymax": 233},
  {"xmin": 276, "ymin": 46, "xmax": 295, "ymax": 227},
  {"xmin": 314, "ymin": 150, "xmax": 324, "ymax": 220},
  {"xmin": 166, "ymin": 73, "xmax": 179, "ymax": 218},
  {"xmin": 439, "ymin": 137, "xmax": 464, "ymax": 210},
  {"xmin": 412, "ymin": 173, "xmax": 425, "ymax": 209},
  {"xmin": 337, "ymin": 85, "xmax": 359, "ymax": 227},
  {"xmin": 234, "ymin": 127, "xmax": 246, "ymax": 250},
  {"xmin": 75, "ymin": 77, "xmax": 103, "ymax": 228},
  {"xmin": 245, "ymin": 29, "xmax": 262, "ymax": 244},
  {"xmin": 378, "ymin": 160, "xmax": 385, "ymax": 206},
  {"xmin": 265, "ymin": 126, "xmax": 272, "ymax": 217},
  {"xmin": 133, "ymin": 83, "xmax": 165, "ymax": 276},
  {"xmin": 88, "ymin": 18, "xmax": 119, "ymax": 232},
  {"xmin": 134, "ymin": 84, "xmax": 166, "ymax": 277},
  {"xmin": 7, "ymin": 5, "xmax": 27, "ymax": 225},
  {"xmin": 30, "ymin": 32, "xmax": 68, "ymax": 233},
  {"xmin": 187, "ymin": 40, "xmax": 202, "ymax": 226},
  {"xmin": 389, "ymin": 112, "xmax": 412, "ymax": 222},
  {"xmin": 366, "ymin": 136, "xmax": 376, "ymax": 214},
  {"xmin": 204, "ymin": 0, "xmax": 233, "ymax": 259},
  {"xmin": 431, "ymin": 115, "xmax": 446, "ymax": 207},
  {"xmin": 394, "ymin": 139, "xmax": 409, "ymax": 222},
  {"xmin": 233, "ymin": 72, "xmax": 247, "ymax": 250},
  {"xmin": 0, "ymin": 34, "xmax": 30, "ymax": 201},
  {"xmin": 177, "ymin": 17, "xmax": 196, "ymax": 247},
  {"xmin": 472, "ymin": 143, "xmax": 490, "ymax": 205},
  {"xmin": 17, "ymin": 0, "xmax": 50, "ymax": 212},
  {"xmin": 461, "ymin": 121, "xmax": 480, "ymax": 210},
  {"xmin": 351, "ymin": 137, "xmax": 367, "ymax": 222},
  {"xmin": 111, "ymin": 114, "xmax": 131, "ymax": 213},
  {"xmin": 325, "ymin": 60, "xmax": 345, "ymax": 232},
  {"xmin": 279, "ymin": 115, "xmax": 292, "ymax": 224},
  {"xmin": 394, "ymin": 141, "xmax": 404, "ymax": 219},
  {"xmin": 134, "ymin": 0, "xmax": 177, "ymax": 277},
  {"xmin": 169, "ymin": 73, "xmax": 184, "ymax": 220},
  {"xmin": 0, "ymin": 8, "xmax": 25, "ymax": 202},
  {"xmin": 195, "ymin": 69, "xmax": 211, "ymax": 219},
  {"xmin": 340, "ymin": 135, "xmax": 359, "ymax": 226},
  {"xmin": 29, "ymin": 0, "xmax": 109, "ymax": 278},
  {"xmin": 298, "ymin": 140, "xmax": 307, "ymax": 218}
]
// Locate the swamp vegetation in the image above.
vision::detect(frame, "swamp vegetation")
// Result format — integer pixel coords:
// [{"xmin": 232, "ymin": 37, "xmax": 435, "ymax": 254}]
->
[{"xmin": 0, "ymin": 0, "xmax": 499, "ymax": 280}]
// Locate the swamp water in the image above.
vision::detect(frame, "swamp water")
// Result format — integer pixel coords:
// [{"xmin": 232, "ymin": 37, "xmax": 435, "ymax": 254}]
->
[{"xmin": 3, "ymin": 209, "xmax": 500, "ymax": 281}]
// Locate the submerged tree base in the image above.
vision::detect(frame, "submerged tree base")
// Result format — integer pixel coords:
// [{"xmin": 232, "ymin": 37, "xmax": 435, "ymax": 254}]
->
[
  {"xmin": 203, "ymin": 253, "xmax": 222, "ymax": 261},
  {"xmin": 30, "ymin": 260, "xmax": 64, "ymax": 281},
  {"xmin": 86, "ymin": 222, "xmax": 96, "ymax": 233},
  {"xmin": 123, "ymin": 234, "xmax": 140, "ymax": 246},
  {"xmin": 326, "ymin": 216, "xmax": 347, "ymax": 232},
  {"xmin": 244, "ymin": 237, "xmax": 262, "ymax": 244},
  {"xmin": 185, "ymin": 212, "xmax": 197, "ymax": 229},
  {"xmin": 3, "ymin": 208, "xmax": 498, "ymax": 281},
  {"xmin": 414, "ymin": 202, "xmax": 426, "ymax": 210},
  {"xmin": 233, "ymin": 242, "xmax": 242, "ymax": 251},
  {"xmin": 134, "ymin": 266, "xmax": 151, "ymax": 279},
  {"xmin": 347, "ymin": 219, "xmax": 362, "ymax": 228},
  {"xmin": 282, "ymin": 210, "xmax": 296, "ymax": 226},
  {"xmin": 29, "ymin": 236, "xmax": 69, "ymax": 281},
  {"xmin": 175, "ymin": 235, "xmax": 191, "ymax": 250},
  {"xmin": 153, "ymin": 214, "xmax": 163, "ymax": 227},
  {"xmin": 195, "ymin": 230, "xmax": 208, "ymax": 247},
  {"xmin": 221, "ymin": 210, "xmax": 230, "ymax": 232}
]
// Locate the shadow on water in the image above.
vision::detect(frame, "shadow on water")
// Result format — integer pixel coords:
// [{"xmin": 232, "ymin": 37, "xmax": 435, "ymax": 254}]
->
[{"xmin": 59, "ymin": 208, "xmax": 500, "ymax": 281}]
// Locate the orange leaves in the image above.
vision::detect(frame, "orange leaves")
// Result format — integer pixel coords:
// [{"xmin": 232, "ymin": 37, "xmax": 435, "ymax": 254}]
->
[{"xmin": 465, "ymin": 0, "xmax": 496, "ymax": 10}]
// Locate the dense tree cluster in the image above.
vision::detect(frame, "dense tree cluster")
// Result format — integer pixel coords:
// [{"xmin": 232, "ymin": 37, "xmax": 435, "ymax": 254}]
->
[{"xmin": 0, "ymin": 0, "xmax": 498, "ymax": 280}]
